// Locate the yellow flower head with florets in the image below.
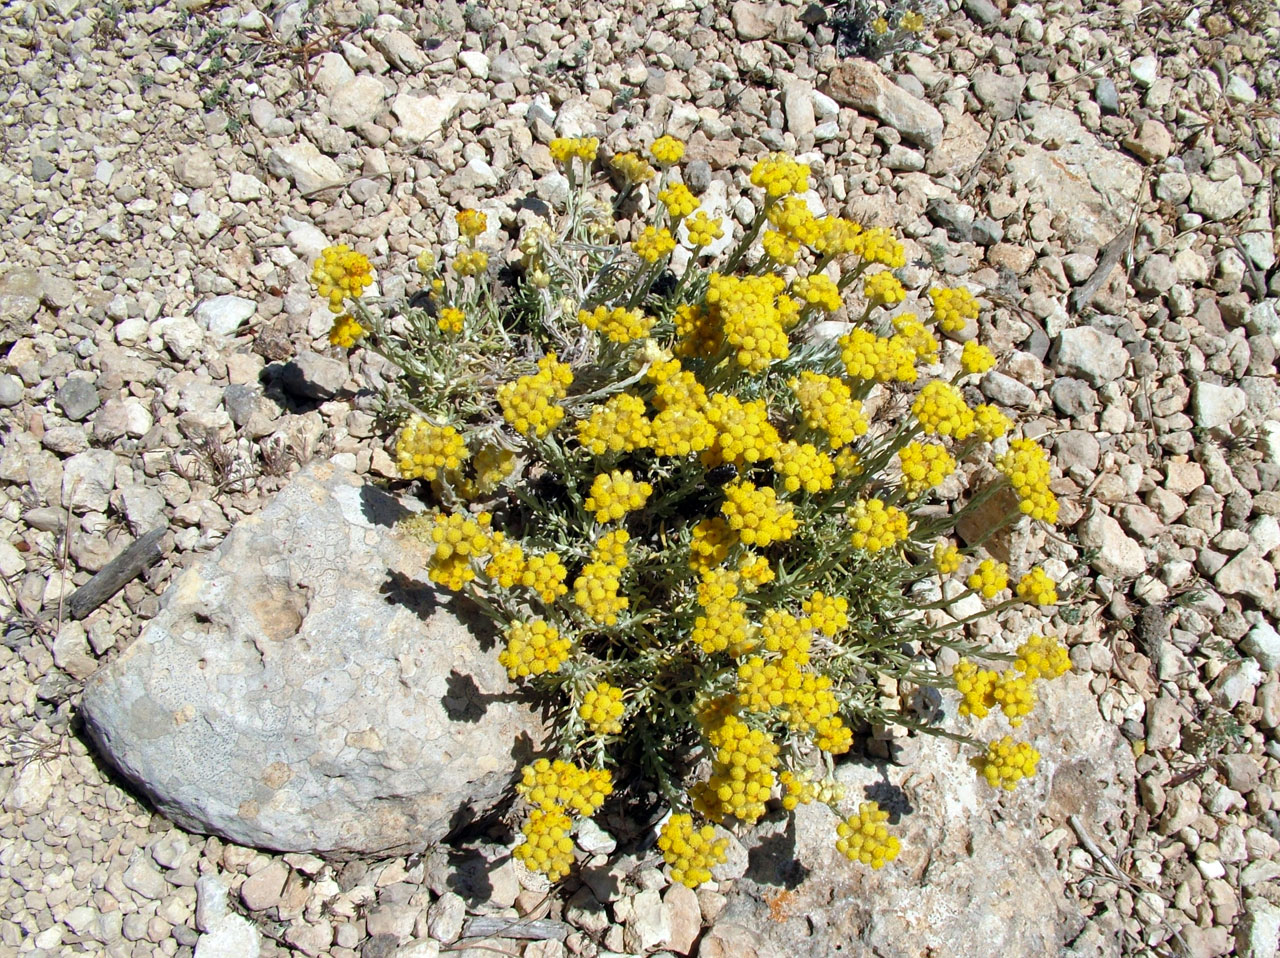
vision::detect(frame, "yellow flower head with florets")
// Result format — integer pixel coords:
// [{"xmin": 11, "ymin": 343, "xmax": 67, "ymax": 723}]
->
[
  {"xmin": 311, "ymin": 244, "xmax": 374, "ymax": 314},
  {"xmin": 549, "ymin": 136, "xmax": 600, "ymax": 165},
  {"xmin": 650, "ymin": 135, "xmax": 685, "ymax": 167},
  {"xmin": 455, "ymin": 208, "xmax": 487, "ymax": 239},
  {"xmin": 750, "ymin": 152, "xmax": 810, "ymax": 199}
]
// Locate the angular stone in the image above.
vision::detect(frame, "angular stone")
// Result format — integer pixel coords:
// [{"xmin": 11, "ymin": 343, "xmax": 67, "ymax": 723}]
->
[
  {"xmin": 731, "ymin": 1, "xmax": 775, "ymax": 40},
  {"xmin": 1191, "ymin": 382, "xmax": 1248, "ymax": 432},
  {"xmin": 266, "ymin": 142, "xmax": 345, "ymax": 195},
  {"xmin": 1051, "ymin": 327, "xmax": 1128, "ymax": 386},
  {"xmin": 81, "ymin": 463, "xmax": 546, "ymax": 856},
  {"xmin": 326, "ymin": 75, "xmax": 386, "ymax": 130},
  {"xmin": 972, "ymin": 71, "xmax": 1023, "ymax": 121},
  {"xmin": 825, "ymin": 60, "xmax": 943, "ymax": 150},
  {"xmin": 56, "ymin": 376, "xmax": 100, "ymax": 421},
  {"xmin": 280, "ymin": 351, "xmax": 348, "ymax": 401},
  {"xmin": 1078, "ymin": 510, "xmax": 1147, "ymax": 579},
  {"xmin": 1241, "ymin": 621, "xmax": 1280, "ymax": 671},
  {"xmin": 1215, "ymin": 547, "xmax": 1275, "ymax": 605},
  {"xmin": 195, "ymin": 296, "xmax": 256, "ymax": 337},
  {"xmin": 1190, "ymin": 174, "xmax": 1246, "ymax": 221},
  {"xmin": 391, "ymin": 93, "xmax": 462, "ymax": 145}
]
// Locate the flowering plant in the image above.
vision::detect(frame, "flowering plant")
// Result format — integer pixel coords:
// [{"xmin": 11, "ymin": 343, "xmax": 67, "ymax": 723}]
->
[{"xmin": 308, "ymin": 135, "xmax": 1072, "ymax": 885}]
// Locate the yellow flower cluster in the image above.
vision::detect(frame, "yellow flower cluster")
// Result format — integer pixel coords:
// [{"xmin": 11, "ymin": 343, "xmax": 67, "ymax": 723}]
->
[
  {"xmin": 658, "ymin": 813, "xmax": 728, "ymax": 887},
  {"xmin": 836, "ymin": 802, "xmax": 901, "ymax": 868},
  {"xmin": 814, "ymin": 216, "xmax": 863, "ymax": 256},
  {"xmin": 1016, "ymin": 567, "xmax": 1058, "ymax": 607},
  {"xmin": 417, "ymin": 511, "xmax": 499, "ymax": 590},
  {"xmin": 579, "ymin": 682, "xmax": 625, "ymax": 734},
  {"xmin": 953, "ymin": 659, "xmax": 998, "ymax": 720},
  {"xmin": 802, "ymin": 592, "xmax": 849, "ymax": 637},
  {"xmin": 578, "ymin": 305, "xmax": 654, "ymax": 344},
  {"xmin": 762, "ymin": 229, "xmax": 800, "ymax": 265},
  {"xmin": 737, "ymin": 648, "xmax": 843, "ymax": 740},
  {"xmin": 789, "ymin": 372, "xmax": 868, "ymax": 449},
  {"xmin": 900, "ymin": 10, "xmax": 925, "ymax": 31},
  {"xmin": 993, "ymin": 671, "xmax": 1036, "ymax": 727},
  {"xmin": 978, "ymin": 737, "xmax": 1040, "ymax": 790},
  {"xmin": 633, "ymin": 225, "xmax": 677, "ymax": 263},
  {"xmin": 912, "ymin": 381, "xmax": 976, "ymax": 438},
  {"xmin": 611, "ymin": 151, "xmax": 655, "ymax": 185},
  {"xmin": 490, "ymin": 546, "xmax": 569, "ymax": 604},
  {"xmin": 658, "ymin": 183, "xmax": 698, "ymax": 219},
  {"xmin": 775, "ymin": 441, "xmax": 836, "ymax": 494},
  {"xmin": 767, "ymin": 196, "xmax": 822, "ymax": 247},
  {"xmin": 685, "ymin": 211, "xmax": 723, "ymax": 248},
  {"xmin": 791, "ymin": 273, "xmax": 842, "ymax": 312},
  {"xmin": 586, "ymin": 470, "xmax": 653, "ymax": 523},
  {"xmin": 692, "ymin": 713, "xmax": 778, "ymax": 824},
  {"xmin": 437, "ymin": 306, "xmax": 465, "ymax": 333},
  {"xmin": 650, "ymin": 371, "xmax": 716, "ymax": 457},
  {"xmin": 650, "ymin": 135, "xmax": 685, "ymax": 167},
  {"xmin": 396, "ymin": 417, "xmax": 468, "ymax": 481},
  {"xmin": 692, "ymin": 571, "xmax": 750, "ymax": 654},
  {"xmin": 721, "ymin": 480, "xmax": 798, "ymax": 546},
  {"xmin": 995, "ymin": 438, "xmax": 1060, "ymax": 523},
  {"xmin": 498, "ymin": 353, "xmax": 573, "ymax": 438},
  {"xmin": 499, "ymin": 619, "xmax": 571, "ymax": 678},
  {"xmin": 705, "ymin": 273, "xmax": 790, "ymax": 373},
  {"xmin": 471, "ymin": 445, "xmax": 515, "ymax": 493},
  {"xmin": 577, "ymin": 393, "xmax": 652, "ymax": 455},
  {"xmin": 933, "ymin": 540, "xmax": 962, "ymax": 574},
  {"xmin": 851, "ymin": 227, "xmax": 905, "ymax": 268},
  {"xmin": 456, "ymin": 208, "xmax": 487, "ymax": 238},
  {"xmin": 452, "ymin": 250, "xmax": 489, "ymax": 277},
  {"xmin": 328, "ymin": 313, "xmax": 365, "ymax": 348},
  {"xmin": 311, "ymin": 244, "xmax": 374, "ymax": 313},
  {"xmin": 973, "ymin": 403, "xmax": 1013, "ymax": 441},
  {"xmin": 864, "ymin": 270, "xmax": 906, "ymax": 306},
  {"xmin": 961, "ymin": 341, "xmax": 996, "ymax": 375},
  {"xmin": 574, "ymin": 530, "xmax": 630, "ymax": 625},
  {"xmin": 550, "ymin": 136, "xmax": 599, "ymax": 165},
  {"xmin": 897, "ymin": 441, "xmax": 956, "ymax": 500},
  {"xmin": 967, "ymin": 558, "xmax": 1009, "ymax": 599},
  {"xmin": 749, "ymin": 152, "xmax": 810, "ymax": 199},
  {"xmin": 514, "ymin": 807, "xmax": 575, "ymax": 881},
  {"xmin": 929, "ymin": 286, "xmax": 979, "ymax": 333},
  {"xmin": 1015, "ymin": 635, "xmax": 1071, "ymax": 680},
  {"xmin": 704, "ymin": 395, "xmax": 780, "ymax": 467},
  {"xmin": 838, "ymin": 328, "xmax": 917, "ymax": 383},
  {"xmin": 892, "ymin": 314, "xmax": 939, "ymax": 363},
  {"xmin": 848, "ymin": 498, "xmax": 909, "ymax": 552},
  {"xmin": 513, "ymin": 759, "xmax": 614, "ymax": 880}
]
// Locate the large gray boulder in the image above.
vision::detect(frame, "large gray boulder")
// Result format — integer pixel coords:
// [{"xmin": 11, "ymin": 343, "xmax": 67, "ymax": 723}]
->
[{"xmin": 81, "ymin": 462, "xmax": 545, "ymax": 857}]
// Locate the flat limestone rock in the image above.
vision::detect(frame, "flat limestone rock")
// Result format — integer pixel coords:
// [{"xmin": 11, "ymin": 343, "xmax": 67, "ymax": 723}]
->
[
  {"xmin": 81, "ymin": 462, "xmax": 544, "ymax": 857},
  {"xmin": 714, "ymin": 672, "xmax": 1131, "ymax": 957}
]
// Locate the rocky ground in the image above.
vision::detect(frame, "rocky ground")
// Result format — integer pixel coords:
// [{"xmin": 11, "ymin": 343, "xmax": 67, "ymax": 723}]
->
[{"xmin": 1, "ymin": 0, "xmax": 1279, "ymax": 955}]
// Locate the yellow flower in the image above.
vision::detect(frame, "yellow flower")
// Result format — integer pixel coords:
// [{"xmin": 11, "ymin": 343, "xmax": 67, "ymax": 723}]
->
[
  {"xmin": 437, "ymin": 307, "xmax": 465, "ymax": 333},
  {"xmin": 611, "ymin": 151, "xmax": 655, "ymax": 185},
  {"xmin": 578, "ymin": 305, "xmax": 654, "ymax": 344},
  {"xmin": 978, "ymin": 737, "xmax": 1040, "ymax": 790},
  {"xmin": 452, "ymin": 249, "xmax": 489, "ymax": 277},
  {"xmin": 658, "ymin": 814, "xmax": 727, "ymax": 888},
  {"xmin": 658, "ymin": 183, "xmax": 699, "ymax": 219},
  {"xmin": 455, "ymin": 208, "xmax": 487, "ymax": 239},
  {"xmin": 929, "ymin": 286, "xmax": 980, "ymax": 333},
  {"xmin": 967, "ymin": 558, "xmax": 1009, "ymax": 599},
  {"xmin": 579, "ymin": 683, "xmax": 626, "ymax": 734},
  {"xmin": 585, "ymin": 470, "xmax": 654, "ymax": 523},
  {"xmin": 961, "ymin": 341, "xmax": 996, "ymax": 375},
  {"xmin": 650, "ymin": 135, "xmax": 685, "ymax": 167},
  {"xmin": 311, "ymin": 244, "xmax": 374, "ymax": 313},
  {"xmin": 836, "ymin": 802, "xmax": 900, "ymax": 868},
  {"xmin": 499, "ymin": 619, "xmax": 570, "ymax": 678},
  {"xmin": 633, "ymin": 225, "xmax": 677, "ymax": 263},
  {"xmin": 900, "ymin": 10, "xmax": 925, "ymax": 32},
  {"xmin": 1016, "ymin": 567, "xmax": 1058, "ymax": 607},
  {"xmin": 685, "ymin": 211, "xmax": 724, "ymax": 247},
  {"xmin": 328, "ymin": 313, "xmax": 365, "ymax": 348},
  {"xmin": 871, "ymin": 16, "xmax": 889, "ymax": 34},
  {"xmin": 549, "ymin": 136, "xmax": 600, "ymax": 165},
  {"xmin": 396, "ymin": 417, "xmax": 468, "ymax": 481},
  {"xmin": 864, "ymin": 270, "xmax": 906, "ymax": 306},
  {"xmin": 749, "ymin": 152, "xmax": 810, "ymax": 199}
]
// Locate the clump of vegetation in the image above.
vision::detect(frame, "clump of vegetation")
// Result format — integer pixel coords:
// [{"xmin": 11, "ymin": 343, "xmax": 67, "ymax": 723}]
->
[{"xmin": 307, "ymin": 135, "xmax": 1073, "ymax": 885}]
